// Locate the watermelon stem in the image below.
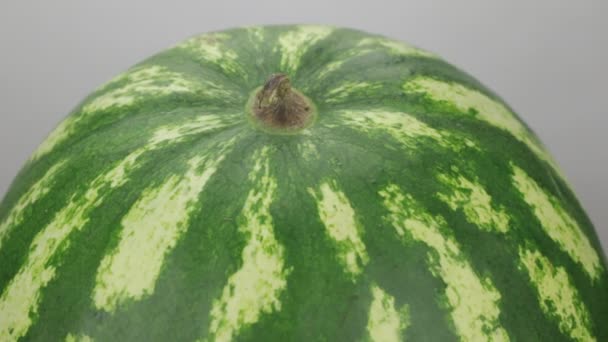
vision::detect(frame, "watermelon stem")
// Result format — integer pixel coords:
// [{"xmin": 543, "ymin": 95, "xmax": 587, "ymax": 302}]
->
[{"xmin": 253, "ymin": 73, "xmax": 313, "ymax": 131}]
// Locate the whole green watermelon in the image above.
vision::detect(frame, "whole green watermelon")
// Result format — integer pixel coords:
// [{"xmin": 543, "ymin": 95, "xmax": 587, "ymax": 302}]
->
[{"xmin": 0, "ymin": 25, "xmax": 606, "ymax": 342}]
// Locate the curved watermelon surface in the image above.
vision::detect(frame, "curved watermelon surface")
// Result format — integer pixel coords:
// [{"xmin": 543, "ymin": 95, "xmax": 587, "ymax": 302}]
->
[{"xmin": 0, "ymin": 25, "xmax": 606, "ymax": 342}]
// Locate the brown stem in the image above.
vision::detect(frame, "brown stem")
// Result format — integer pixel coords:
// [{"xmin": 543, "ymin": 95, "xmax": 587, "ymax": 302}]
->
[{"xmin": 253, "ymin": 73, "xmax": 311, "ymax": 130}]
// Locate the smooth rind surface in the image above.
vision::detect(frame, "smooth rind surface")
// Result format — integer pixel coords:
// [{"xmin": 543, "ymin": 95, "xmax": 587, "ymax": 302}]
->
[{"xmin": 0, "ymin": 24, "xmax": 606, "ymax": 342}]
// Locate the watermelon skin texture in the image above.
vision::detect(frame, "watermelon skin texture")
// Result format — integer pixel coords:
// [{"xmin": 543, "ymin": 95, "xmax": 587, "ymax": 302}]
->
[{"xmin": 0, "ymin": 25, "xmax": 606, "ymax": 342}]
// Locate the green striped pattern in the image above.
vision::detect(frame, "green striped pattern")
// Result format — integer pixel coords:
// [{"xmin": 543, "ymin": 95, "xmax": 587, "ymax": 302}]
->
[{"xmin": 0, "ymin": 25, "xmax": 606, "ymax": 341}]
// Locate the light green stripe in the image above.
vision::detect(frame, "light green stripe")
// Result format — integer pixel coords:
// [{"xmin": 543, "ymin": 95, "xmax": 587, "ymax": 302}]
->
[
  {"xmin": 519, "ymin": 247, "xmax": 595, "ymax": 342},
  {"xmin": 402, "ymin": 77, "xmax": 563, "ymax": 175},
  {"xmin": 316, "ymin": 35, "xmax": 436, "ymax": 80},
  {"xmin": 298, "ymin": 141, "xmax": 319, "ymax": 161},
  {"xmin": 380, "ymin": 184, "xmax": 509, "ymax": 342},
  {"xmin": 338, "ymin": 109, "xmax": 476, "ymax": 151},
  {"xmin": 511, "ymin": 164, "xmax": 601, "ymax": 281},
  {"xmin": 0, "ymin": 117, "xmax": 233, "ymax": 341},
  {"xmin": 177, "ymin": 32, "xmax": 244, "ymax": 76},
  {"xmin": 0, "ymin": 150, "xmax": 145, "ymax": 341},
  {"xmin": 30, "ymin": 65, "xmax": 235, "ymax": 161},
  {"xmin": 206, "ymin": 147, "xmax": 291, "ymax": 342},
  {"xmin": 315, "ymin": 44, "xmax": 375, "ymax": 80},
  {"xmin": 93, "ymin": 139, "xmax": 235, "ymax": 312},
  {"xmin": 148, "ymin": 114, "xmax": 239, "ymax": 146},
  {"xmin": 65, "ymin": 333, "xmax": 93, "ymax": 342},
  {"xmin": 437, "ymin": 172, "xmax": 510, "ymax": 233},
  {"xmin": 325, "ymin": 82, "xmax": 383, "ymax": 104},
  {"xmin": 81, "ymin": 66, "xmax": 202, "ymax": 114},
  {"xmin": 358, "ymin": 36, "xmax": 437, "ymax": 59},
  {"xmin": 278, "ymin": 25, "xmax": 333, "ymax": 74},
  {"xmin": 246, "ymin": 26, "xmax": 264, "ymax": 43},
  {"xmin": 0, "ymin": 160, "xmax": 66, "ymax": 249},
  {"xmin": 308, "ymin": 181, "xmax": 369, "ymax": 278},
  {"xmin": 30, "ymin": 117, "xmax": 79, "ymax": 161},
  {"xmin": 316, "ymin": 55, "xmax": 370, "ymax": 80},
  {"xmin": 367, "ymin": 285, "xmax": 409, "ymax": 342},
  {"xmin": 32, "ymin": 66, "xmax": 194, "ymax": 160}
]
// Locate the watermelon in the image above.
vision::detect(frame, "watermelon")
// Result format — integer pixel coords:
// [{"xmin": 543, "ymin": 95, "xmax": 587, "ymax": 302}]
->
[{"xmin": 0, "ymin": 24, "xmax": 606, "ymax": 342}]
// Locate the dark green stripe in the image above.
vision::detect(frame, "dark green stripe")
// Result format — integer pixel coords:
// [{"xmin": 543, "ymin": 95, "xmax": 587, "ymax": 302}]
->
[{"xmin": 240, "ymin": 139, "xmax": 367, "ymax": 341}]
